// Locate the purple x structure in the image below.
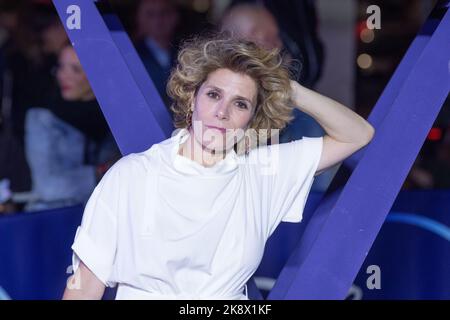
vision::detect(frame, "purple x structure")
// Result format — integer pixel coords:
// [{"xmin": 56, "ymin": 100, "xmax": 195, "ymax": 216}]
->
[{"xmin": 54, "ymin": 0, "xmax": 450, "ymax": 299}]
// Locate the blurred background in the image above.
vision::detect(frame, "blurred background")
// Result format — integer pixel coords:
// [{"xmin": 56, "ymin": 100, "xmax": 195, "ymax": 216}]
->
[{"xmin": 0, "ymin": 0, "xmax": 448, "ymax": 300}]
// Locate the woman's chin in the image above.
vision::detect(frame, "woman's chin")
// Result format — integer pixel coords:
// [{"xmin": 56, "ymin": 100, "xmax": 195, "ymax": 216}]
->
[{"xmin": 202, "ymin": 145, "xmax": 227, "ymax": 154}]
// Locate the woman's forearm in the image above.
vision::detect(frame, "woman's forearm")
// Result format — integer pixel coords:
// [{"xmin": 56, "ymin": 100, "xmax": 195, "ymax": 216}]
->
[{"xmin": 290, "ymin": 81, "xmax": 375, "ymax": 144}]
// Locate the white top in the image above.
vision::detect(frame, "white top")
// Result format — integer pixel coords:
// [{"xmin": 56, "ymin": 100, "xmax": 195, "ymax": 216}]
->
[{"xmin": 71, "ymin": 128, "xmax": 323, "ymax": 300}]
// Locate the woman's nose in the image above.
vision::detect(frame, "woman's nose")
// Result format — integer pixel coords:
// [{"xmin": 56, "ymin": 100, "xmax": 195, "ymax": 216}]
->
[
  {"xmin": 215, "ymin": 101, "xmax": 229, "ymax": 120},
  {"xmin": 56, "ymin": 68, "xmax": 68, "ymax": 81}
]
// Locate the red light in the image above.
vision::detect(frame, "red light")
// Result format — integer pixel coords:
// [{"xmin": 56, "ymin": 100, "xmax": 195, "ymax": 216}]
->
[
  {"xmin": 427, "ymin": 127, "xmax": 442, "ymax": 141},
  {"xmin": 356, "ymin": 21, "xmax": 367, "ymax": 39}
]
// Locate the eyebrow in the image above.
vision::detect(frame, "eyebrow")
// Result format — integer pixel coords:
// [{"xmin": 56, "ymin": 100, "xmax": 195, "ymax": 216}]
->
[{"xmin": 205, "ymin": 85, "xmax": 255, "ymax": 105}]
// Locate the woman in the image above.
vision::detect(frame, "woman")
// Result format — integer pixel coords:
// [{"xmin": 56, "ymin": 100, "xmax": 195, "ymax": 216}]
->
[
  {"xmin": 63, "ymin": 34, "xmax": 374, "ymax": 300},
  {"xmin": 25, "ymin": 45, "xmax": 119, "ymax": 211}
]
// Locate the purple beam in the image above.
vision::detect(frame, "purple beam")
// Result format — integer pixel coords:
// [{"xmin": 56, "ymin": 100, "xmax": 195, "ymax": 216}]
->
[
  {"xmin": 99, "ymin": 3, "xmax": 173, "ymax": 136},
  {"xmin": 53, "ymin": 0, "xmax": 167, "ymax": 155},
  {"xmin": 270, "ymin": 4, "xmax": 450, "ymax": 299}
]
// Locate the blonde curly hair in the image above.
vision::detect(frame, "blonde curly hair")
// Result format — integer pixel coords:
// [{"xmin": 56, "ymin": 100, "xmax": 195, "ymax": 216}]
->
[{"xmin": 167, "ymin": 32, "xmax": 295, "ymax": 152}]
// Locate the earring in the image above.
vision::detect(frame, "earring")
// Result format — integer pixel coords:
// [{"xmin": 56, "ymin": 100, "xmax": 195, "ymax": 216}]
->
[
  {"xmin": 244, "ymin": 135, "xmax": 250, "ymax": 156},
  {"xmin": 186, "ymin": 107, "xmax": 193, "ymax": 128}
]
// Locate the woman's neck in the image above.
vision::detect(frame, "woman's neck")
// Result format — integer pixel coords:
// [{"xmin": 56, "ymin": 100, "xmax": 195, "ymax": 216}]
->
[{"xmin": 177, "ymin": 129, "xmax": 226, "ymax": 168}]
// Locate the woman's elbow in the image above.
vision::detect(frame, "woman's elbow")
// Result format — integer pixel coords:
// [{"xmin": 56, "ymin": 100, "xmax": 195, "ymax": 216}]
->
[
  {"xmin": 362, "ymin": 123, "xmax": 375, "ymax": 145},
  {"xmin": 62, "ymin": 262, "xmax": 106, "ymax": 300}
]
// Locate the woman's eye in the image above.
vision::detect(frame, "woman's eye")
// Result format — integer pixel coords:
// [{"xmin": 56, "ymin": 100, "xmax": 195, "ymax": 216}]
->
[
  {"xmin": 236, "ymin": 101, "xmax": 248, "ymax": 109},
  {"xmin": 207, "ymin": 92, "xmax": 219, "ymax": 99},
  {"xmin": 71, "ymin": 65, "xmax": 83, "ymax": 74}
]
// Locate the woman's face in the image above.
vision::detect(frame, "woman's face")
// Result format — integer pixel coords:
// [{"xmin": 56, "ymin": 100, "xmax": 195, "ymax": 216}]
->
[
  {"xmin": 191, "ymin": 68, "xmax": 258, "ymax": 153},
  {"xmin": 56, "ymin": 47, "xmax": 94, "ymax": 101}
]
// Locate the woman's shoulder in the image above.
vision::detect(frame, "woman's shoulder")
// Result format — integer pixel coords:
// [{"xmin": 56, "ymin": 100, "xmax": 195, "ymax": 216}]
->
[
  {"xmin": 102, "ymin": 133, "xmax": 178, "ymax": 179},
  {"xmin": 243, "ymin": 136, "xmax": 323, "ymax": 170},
  {"xmin": 105, "ymin": 144, "xmax": 162, "ymax": 178}
]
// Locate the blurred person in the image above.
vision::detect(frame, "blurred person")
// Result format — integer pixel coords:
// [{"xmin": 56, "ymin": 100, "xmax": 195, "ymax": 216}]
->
[
  {"xmin": 220, "ymin": 2, "xmax": 282, "ymax": 51},
  {"xmin": 24, "ymin": 45, "xmax": 120, "ymax": 211},
  {"xmin": 1, "ymin": 2, "xmax": 70, "ymax": 214},
  {"xmin": 134, "ymin": 0, "xmax": 180, "ymax": 107},
  {"xmin": 223, "ymin": 0, "xmax": 324, "ymax": 88},
  {"xmin": 0, "ymin": 2, "xmax": 67, "ymax": 143}
]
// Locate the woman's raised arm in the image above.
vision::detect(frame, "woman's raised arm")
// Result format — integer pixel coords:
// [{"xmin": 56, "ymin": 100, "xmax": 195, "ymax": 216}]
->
[{"xmin": 289, "ymin": 80, "xmax": 375, "ymax": 176}]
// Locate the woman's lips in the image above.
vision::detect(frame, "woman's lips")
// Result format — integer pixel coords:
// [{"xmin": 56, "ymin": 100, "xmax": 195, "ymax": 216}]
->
[{"xmin": 205, "ymin": 125, "xmax": 227, "ymax": 134}]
